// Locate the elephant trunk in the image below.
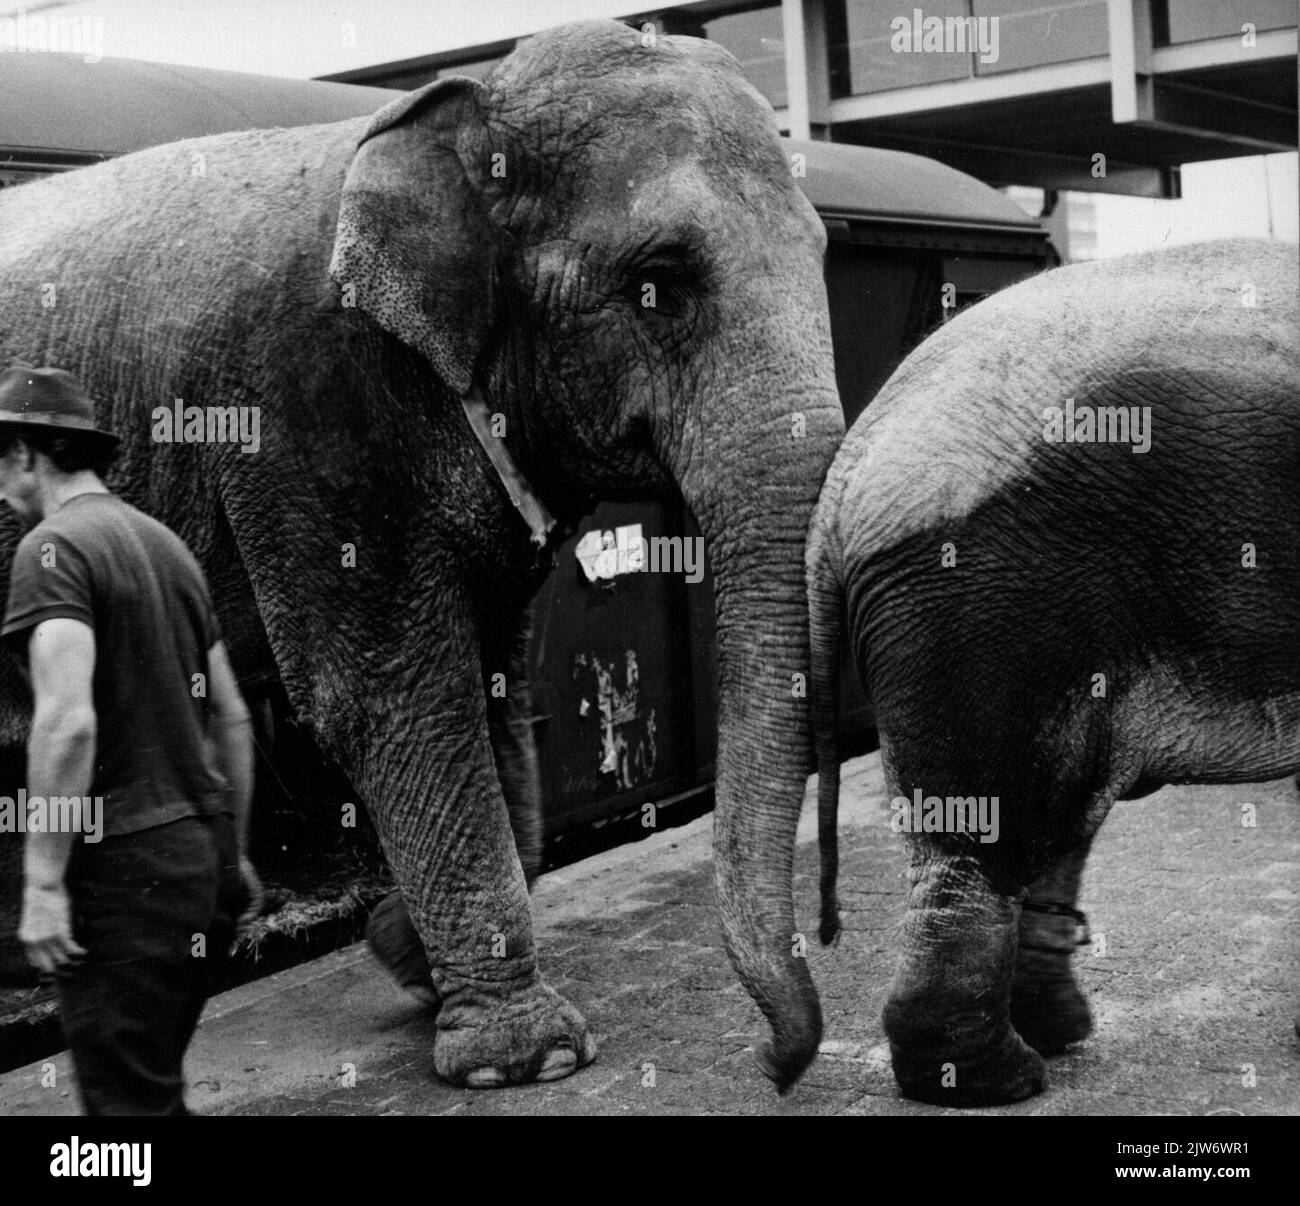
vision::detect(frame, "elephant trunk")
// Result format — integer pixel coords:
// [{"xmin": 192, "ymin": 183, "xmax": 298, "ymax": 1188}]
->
[
  {"xmin": 678, "ymin": 374, "xmax": 842, "ymax": 1092},
  {"xmin": 807, "ymin": 524, "xmax": 845, "ymax": 947}
]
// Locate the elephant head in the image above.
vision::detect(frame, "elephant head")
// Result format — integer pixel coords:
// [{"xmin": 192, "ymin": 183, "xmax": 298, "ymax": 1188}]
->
[{"xmin": 329, "ymin": 20, "xmax": 844, "ymax": 1087}]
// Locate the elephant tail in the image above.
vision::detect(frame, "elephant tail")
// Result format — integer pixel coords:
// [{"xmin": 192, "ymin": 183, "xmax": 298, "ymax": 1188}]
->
[{"xmin": 807, "ymin": 528, "xmax": 844, "ymax": 946}]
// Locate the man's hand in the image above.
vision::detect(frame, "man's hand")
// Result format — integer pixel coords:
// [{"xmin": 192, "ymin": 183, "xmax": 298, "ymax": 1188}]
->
[
  {"xmin": 236, "ymin": 854, "xmax": 264, "ymax": 932},
  {"xmin": 20, "ymin": 881, "xmax": 86, "ymax": 975}
]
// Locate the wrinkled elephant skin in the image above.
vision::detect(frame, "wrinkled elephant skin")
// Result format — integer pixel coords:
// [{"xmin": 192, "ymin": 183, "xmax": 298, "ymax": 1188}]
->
[
  {"xmin": 0, "ymin": 20, "xmax": 844, "ymax": 1090},
  {"xmin": 809, "ymin": 240, "xmax": 1298, "ymax": 1105}
]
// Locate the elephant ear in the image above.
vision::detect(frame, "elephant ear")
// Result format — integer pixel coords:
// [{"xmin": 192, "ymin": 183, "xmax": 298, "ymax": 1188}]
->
[{"xmin": 329, "ymin": 77, "xmax": 496, "ymax": 398}]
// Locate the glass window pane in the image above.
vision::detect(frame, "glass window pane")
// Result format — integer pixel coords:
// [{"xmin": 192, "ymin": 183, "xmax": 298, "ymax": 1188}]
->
[
  {"xmin": 972, "ymin": 1, "xmax": 1109, "ymax": 75},
  {"xmin": 840, "ymin": 0, "xmax": 974, "ymax": 95},
  {"xmin": 703, "ymin": 6, "xmax": 788, "ymax": 109},
  {"xmin": 1165, "ymin": 0, "xmax": 1296, "ymax": 45}
]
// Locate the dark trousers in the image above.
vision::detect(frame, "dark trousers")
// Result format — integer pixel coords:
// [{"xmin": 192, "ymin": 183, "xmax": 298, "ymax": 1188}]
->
[{"xmin": 55, "ymin": 814, "xmax": 245, "ymax": 1116}]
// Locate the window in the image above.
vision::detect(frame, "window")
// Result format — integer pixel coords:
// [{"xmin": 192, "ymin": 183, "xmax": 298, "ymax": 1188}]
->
[
  {"xmin": 972, "ymin": 1, "xmax": 1109, "ymax": 76},
  {"xmin": 838, "ymin": 0, "xmax": 973, "ymax": 95},
  {"xmin": 702, "ymin": 5, "xmax": 788, "ymax": 109},
  {"xmin": 1163, "ymin": 0, "xmax": 1296, "ymax": 45},
  {"xmin": 834, "ymin": 1, "xmax": 1117, "ymax": 93}
]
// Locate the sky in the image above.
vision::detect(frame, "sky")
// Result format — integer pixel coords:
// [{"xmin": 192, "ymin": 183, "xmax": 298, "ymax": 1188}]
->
[
  {"xmin": 2, "ymin": 0, "xmax": 1295, "ymax": 257},
  {"xmin": 0, "ymin": 0, "xmax": 634, "ymax": 75}
]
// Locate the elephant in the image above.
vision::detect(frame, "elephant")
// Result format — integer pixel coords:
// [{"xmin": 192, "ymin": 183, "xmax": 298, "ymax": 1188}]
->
[
  {"xmin": 0, "ymin": 18, "xmax": 844, "ymax": 1090},
  {"xmin": 808, "ymin": 239, "xmax": 1298, "ymax": 1106}
]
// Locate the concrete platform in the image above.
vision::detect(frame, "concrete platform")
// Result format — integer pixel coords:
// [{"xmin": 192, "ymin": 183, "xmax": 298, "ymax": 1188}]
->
[{"xmin": 1, "ymin": 753, "xmax": 1296, "ymax": 1116}]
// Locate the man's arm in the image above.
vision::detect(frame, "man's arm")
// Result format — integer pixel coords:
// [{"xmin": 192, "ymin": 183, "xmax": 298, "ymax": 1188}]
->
[
  {"xmin": 205, "ymin": 640, "xmax": 253, "ymax": 851},
  {"xmin": 20, "ymin": 617, "xmax": 96, "ymax": 974},
  {"xmin": 205, "ymin": 640, "xmax": 262, "ymax": 927}
]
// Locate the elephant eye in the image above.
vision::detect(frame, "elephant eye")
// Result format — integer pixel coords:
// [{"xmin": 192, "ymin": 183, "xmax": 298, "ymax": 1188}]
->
[{"xmin": 625, "ymin": 263, "xmax": 698, "ymax": 324}]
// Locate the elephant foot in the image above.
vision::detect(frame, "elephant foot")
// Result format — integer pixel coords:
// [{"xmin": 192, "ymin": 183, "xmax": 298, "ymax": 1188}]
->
[
  {"xmin": 433, "ymin": 982, "xmax": 597, "ymax": 1088},
  {"xmin": 884, "ymin": 848, "xmax": 1047, "ymax": 1106},
  {"xmin": 889, "ymin": 1034, "xmax": 1045, "ymax": 1107},
  {"xmin": 1010, "ymin": 980, "xmax": 1091, "ymax": 1055},
  {"xmin": 884, "ymin": 999, "xmax": 1046, "ymax": 1107},
  {"xmin": 366, "ymin": 890, "xmax": 441, "ymax": 1011},
  {"xmin": 1012, "ymin": 902, "xmax": 1092, "ymax": 1054},
  {"xmin": 1010, "ymin": 961, "xmax": 1092, "ymax": 1054}
]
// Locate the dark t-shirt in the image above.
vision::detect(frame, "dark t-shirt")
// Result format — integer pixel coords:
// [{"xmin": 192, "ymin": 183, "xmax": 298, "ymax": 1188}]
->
[{"xmin": 2, "ymin": 493, "xmax": 229, "ymax": 836}]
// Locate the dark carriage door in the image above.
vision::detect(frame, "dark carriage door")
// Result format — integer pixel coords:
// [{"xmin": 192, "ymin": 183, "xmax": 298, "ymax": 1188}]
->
[{"xmin": 529, "ymin": 498, "xmax": 714, "ymax": 834}]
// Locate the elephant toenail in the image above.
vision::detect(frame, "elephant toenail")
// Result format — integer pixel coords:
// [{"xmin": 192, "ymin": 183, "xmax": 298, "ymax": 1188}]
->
[
  {"xmin": 466, "ymin": 1067, "xmax": 507, "ymax": 1088},
  {"xmin": 536, "ymin": 1049, "xmax": 579, "ymax": 1081}
]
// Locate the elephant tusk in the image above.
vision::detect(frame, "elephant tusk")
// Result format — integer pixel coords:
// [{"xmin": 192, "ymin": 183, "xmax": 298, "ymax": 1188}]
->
[{"xmin": 461, "ymin": 383, "xmax": 557, "ymax": 549}]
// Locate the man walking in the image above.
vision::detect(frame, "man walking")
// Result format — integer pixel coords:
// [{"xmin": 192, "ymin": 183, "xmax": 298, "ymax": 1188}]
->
[{"xmin": 0, "ymin": 364, "xmax": 260, "ymax": 1115}]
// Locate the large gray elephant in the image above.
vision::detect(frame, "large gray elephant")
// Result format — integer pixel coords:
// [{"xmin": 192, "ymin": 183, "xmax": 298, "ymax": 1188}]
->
[
  {"xmin": 808, "ymin": 239, "xmax": 1298, "ymax": 1105},
  {"xmin": 0, "ymin": 19, "xmax": 843, "ymax": 1089}
]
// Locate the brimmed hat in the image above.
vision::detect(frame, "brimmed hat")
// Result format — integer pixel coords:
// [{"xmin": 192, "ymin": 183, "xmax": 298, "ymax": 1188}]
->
[{"xmin": 0, "ymin": 364, "xmax": 119, "ymax": 451}]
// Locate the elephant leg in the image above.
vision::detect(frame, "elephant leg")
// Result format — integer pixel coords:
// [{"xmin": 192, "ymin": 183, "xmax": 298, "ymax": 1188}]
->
[
  {"xmin": 482, "ymin": 608, "xmax": 545, "ymax": 888},
  {"xmin": 365, "ymin": 890, "xmax": 440, "ymax": 1008},
  {"xmin": 1011, "ymin": 838, "xmax": 1094, "ymax": 1054},
  {"xmin": 350, "ymin": 597, "xmax": 593, "ymax": 1088},
  {"xmin": 371, "ymin": 723, "xmax": 591, "ymax": 1087},
  {"xmin": 365, "ymin": 609, "xmax": 547, "ymax": 1017},
  {"xmin": 883, "ymin": 846, "xmax": 1045, "ymax": 1106}
]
